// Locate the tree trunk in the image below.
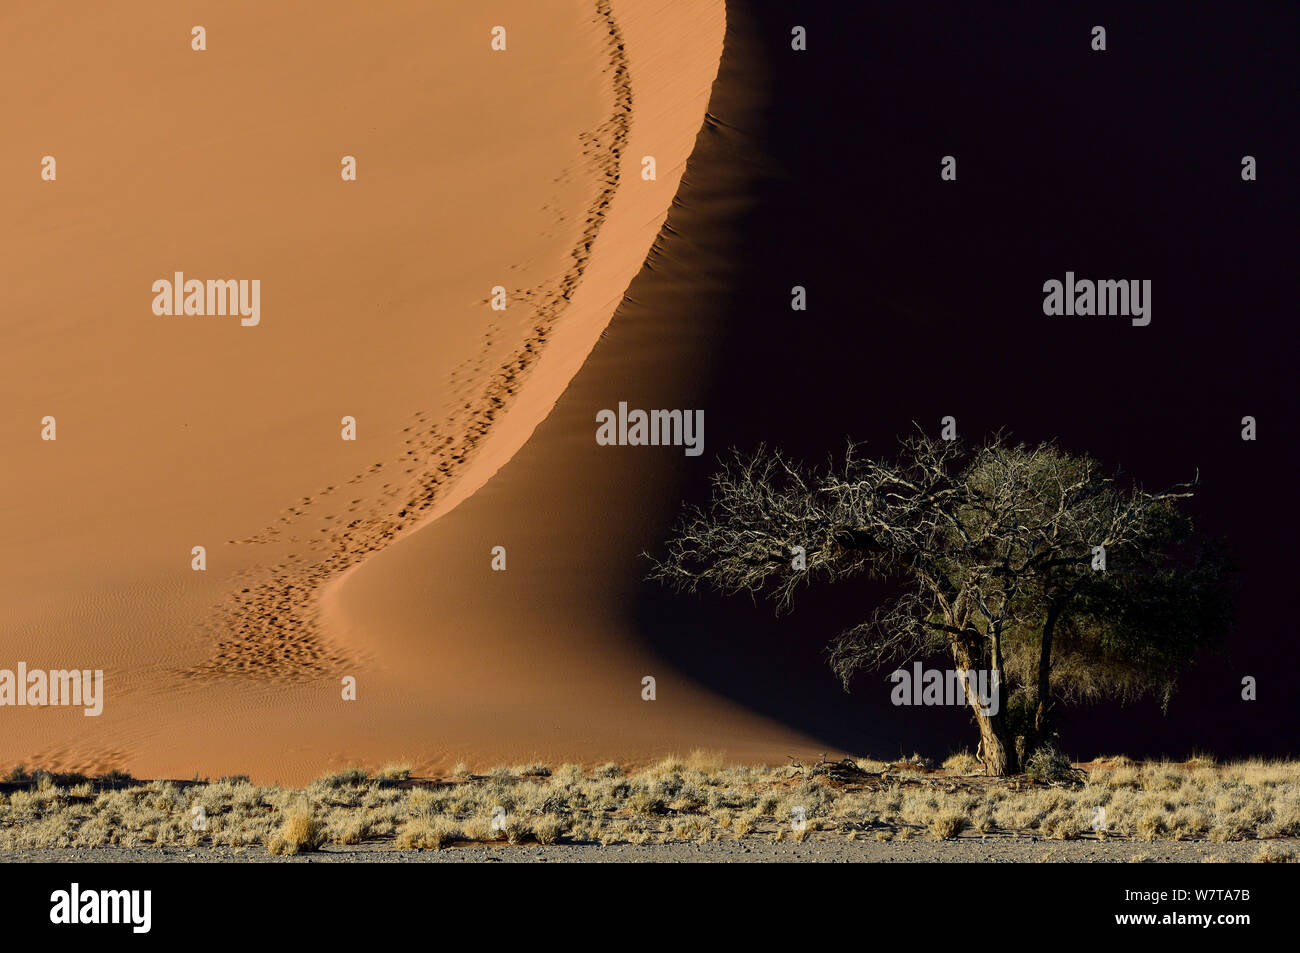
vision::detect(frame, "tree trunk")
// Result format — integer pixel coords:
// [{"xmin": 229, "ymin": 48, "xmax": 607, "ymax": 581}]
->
[
  {"xmin": 975, "ymin": 706, "xmax": 1015, "ymax": 776},
  {"xmin": 953, "ymin": 642, "xmax": 1018, "ymax": 776},
  {"xmin": 1027, "ymin": 601, "xmax": 1063, "ymax": 756}
]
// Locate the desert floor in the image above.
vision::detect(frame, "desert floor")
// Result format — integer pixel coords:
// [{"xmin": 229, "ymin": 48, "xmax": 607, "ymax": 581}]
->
[
  {"xmin": 3, "ymin": 757, "xmax": 1296, "ymax": 864},
  {"xmin": 6, "ymin": 838, "xmax": 1296, "ymax": 864}
]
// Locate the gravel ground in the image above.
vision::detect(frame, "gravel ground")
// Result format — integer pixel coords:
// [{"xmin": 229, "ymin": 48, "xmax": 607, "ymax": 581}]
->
[{"xmin": 3, "ymin": 836, "xmax": 1294, "ymax": 863}]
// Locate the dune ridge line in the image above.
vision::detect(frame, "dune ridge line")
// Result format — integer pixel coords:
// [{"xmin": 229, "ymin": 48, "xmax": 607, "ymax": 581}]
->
[{"xmin": 189, "ymin": 0, "xmax": 715, "ymax": 683}]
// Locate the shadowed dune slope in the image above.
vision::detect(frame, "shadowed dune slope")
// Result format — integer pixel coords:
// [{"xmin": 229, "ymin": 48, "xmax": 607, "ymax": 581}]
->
[{"xmin": 321, "ymin": 1, "xmax": 835, "ymax": 773}]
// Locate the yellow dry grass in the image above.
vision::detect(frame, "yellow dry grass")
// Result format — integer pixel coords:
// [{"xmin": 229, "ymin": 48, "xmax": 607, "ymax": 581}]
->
[{"xmin": 2, "ymin": 756, "xmax": 1296, "ymax": 852}]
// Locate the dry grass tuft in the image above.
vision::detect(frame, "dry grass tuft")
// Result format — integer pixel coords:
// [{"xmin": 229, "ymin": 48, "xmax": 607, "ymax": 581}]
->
[
  {"xmin": 1252, "ymin": 844, "xmax": 1295, "ymax": 863},
  {"xmin": 928, "ymin": 812, "xmax": 967, "ymax": 840},
  {"xmin": 395, "ymin": 817, "xmax": 459, "ymax": 850},
  {"xmin": 266, "ymin": 808, "xmax": 324, "ymax": 855},
  {"xmin": 942, "ymin": 751, "xmax": 980, "ymax": 775}
]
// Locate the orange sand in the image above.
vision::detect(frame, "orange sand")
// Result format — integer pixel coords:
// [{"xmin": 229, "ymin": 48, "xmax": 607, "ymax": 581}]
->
[{"xmin": 0, "ymin": 0, "xmax": 831, "ymax": 783}]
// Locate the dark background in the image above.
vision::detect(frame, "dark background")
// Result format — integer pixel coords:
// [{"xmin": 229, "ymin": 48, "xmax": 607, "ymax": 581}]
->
[{"xmin": 631, "ymin": 1, "xmax": 1298, "ymax": 761}]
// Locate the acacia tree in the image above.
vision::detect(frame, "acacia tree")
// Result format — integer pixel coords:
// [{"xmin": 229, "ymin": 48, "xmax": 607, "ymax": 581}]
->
[{"xmin": 648, "ymin": 431, "xmax": 1231, "ymax": 776}]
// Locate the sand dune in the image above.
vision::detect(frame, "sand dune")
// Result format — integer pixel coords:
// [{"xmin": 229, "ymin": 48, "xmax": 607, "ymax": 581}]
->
[{"xmin": 0, "ymin": 0, "xmax": 831, "ymax": 783}]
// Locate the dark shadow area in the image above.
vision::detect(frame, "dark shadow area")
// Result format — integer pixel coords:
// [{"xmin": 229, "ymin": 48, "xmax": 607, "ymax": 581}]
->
[{"xmin": 630, "ymin": 1, "xmax": 1299, "ymax": 761}]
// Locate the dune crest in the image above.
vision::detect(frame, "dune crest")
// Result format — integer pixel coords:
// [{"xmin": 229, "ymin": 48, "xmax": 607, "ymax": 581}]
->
[
  {"xmin": 191, "ymin": 0, "xmax": 647, "ymax": 682},
  {"xmin": 317, "ymin": 0, "xmax": 835, "ymax": 777}
]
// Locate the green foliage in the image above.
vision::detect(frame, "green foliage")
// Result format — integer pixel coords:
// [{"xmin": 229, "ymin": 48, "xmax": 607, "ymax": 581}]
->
[{"xmin": 1024, "ymin": 745, "xmax": 1083, "ymax": 784}]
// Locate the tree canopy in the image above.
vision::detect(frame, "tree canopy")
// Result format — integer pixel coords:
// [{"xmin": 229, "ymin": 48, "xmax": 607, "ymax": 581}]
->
[{"xmin": 649, "ymin": 431, "xmax": 1233, "ymax": 775}]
